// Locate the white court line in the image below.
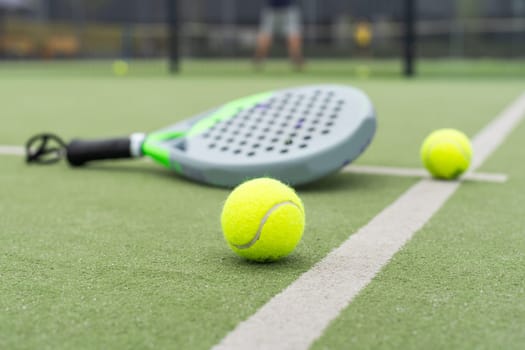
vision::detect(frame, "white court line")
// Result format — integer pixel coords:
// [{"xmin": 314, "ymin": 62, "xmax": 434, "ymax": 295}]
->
[
  {"xmin": 343, "ymin": 165, "xmax": 508, "ymax": 183},
  {"xmin": 0, "ymin": 145, "xmax": 507, "ymax": 183},
  {"xmin": 213, "ymin": 92, "xmax": 525, "ymax": 350},
  {"xmin": 0, "ymin": 146, "xmax": 24, "ymax": 156}
]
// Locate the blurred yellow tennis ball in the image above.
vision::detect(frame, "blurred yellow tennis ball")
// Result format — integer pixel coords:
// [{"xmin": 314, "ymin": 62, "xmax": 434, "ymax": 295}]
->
[
  {"xmin": 112, "ymin": 60, "xmax": 129, "ymax": 76},
  {"xmin": 356, "ymin": 65, "xmax": 371, "ymax": 79},
  {"xmin": 420, "ymin": 129, "xmax": 473, "ymax": 180},
  {"xmin": 221, "ymin": 178, "xmax": 305, "ymax": 262}
]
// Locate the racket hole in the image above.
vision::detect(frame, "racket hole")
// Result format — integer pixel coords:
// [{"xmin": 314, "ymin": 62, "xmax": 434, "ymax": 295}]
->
[
  {"xmin": 253, "ymin": 144, "xmax": 260, "ymax": 148},
  {"xmin": 234, "ymin": 149, "xmax": 242, "ymax": 154},
  {"xmin": 221, "ymin": 146, "xmax": 229, "ymax": 151},
  {"xmin": 308, "ymin": 127, "xmax": 315, "ymax": 132},
  {"xmin": 289, "ymin": 132, "xmax": 297, "ymax": 137},
  {"xmin": 209, "ymin": 143, "xmax": 216, "ymax": 149},
  {"xmin": 202, "ymin": 133, "xmax": 210, "ymax": 138},
  {"xmin": 227, "ymin": 138, "xmax": 234, "ymax": 143},
  {"xmin": 326, "ymin": 122, "xmax": 334, "ymax": 127},
  {"xmin": 280, "ymin": 149, "xmax": 289, "ymax": 154},
  {"xmin": 322, "ymin": 130, "xmax": 330, "ymax": 135},
  {"xmin": 284, "ymin": 139, "xmax": 293, "ymax": 145},
  {"xmin": 330, "ymin": 114, "xmax": 337, "ymax": 119},
  {"xmin": 245, "ymin": 133, "xmax": 253, "ymax": 137},
  {"xmin": 263, "ymin": 128, "xmax": 270, "ymax": 132},
  {"xmin": 304, "ymin": 135, "xmax": 311, "ymax": 140},
  {"xmin": 247, "ymin": 152, "xmax": 256, "ymax": 157},
  {"xmin": 281, "ymin": 123, "xmax": 288, "ymax": 127},
  {"xmin": 215, "ymin": 136, "xmax": 222, "ymax": 140},
  {"xmin": 299, "ymin": 144, "xmax": 307, "ymax": 149},
  {"xmin": 258, "ymin": 135, "xmax": 266, "ymax": 140},
  {"xmin": 266, "ymin": 146, "xmax": 274, "ymax": 151},
  {"xmin": 239, "ymin": 141, "xmax": 247, "ymax": 146},
  {"xmin": 271, "ymin": 138, "xmax": 278, "ymax": 143},
  {"xmin": 312, "ymin": 120, "xmax": 319, "ymax": 125},
  {"xmin": 276, "ymin": 130, "xmax": 283, "ymax": 135}
]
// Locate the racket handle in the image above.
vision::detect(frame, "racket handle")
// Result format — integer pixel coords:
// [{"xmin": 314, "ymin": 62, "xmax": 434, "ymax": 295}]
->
[{"xmin": 66, "ymin": 137, "xmax": 134, "ymax": 166}]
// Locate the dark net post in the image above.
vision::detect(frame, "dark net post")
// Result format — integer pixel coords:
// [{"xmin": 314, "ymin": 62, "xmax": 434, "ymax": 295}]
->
[
  {"xmin": 403, "ymin": 0, "xmax": 416, "ymax": 77},
  {"xmin": 0, "ymin": 8, "xmax": 5, "ymax": 59},
  {"xmin": 166, "ymin": 0, "xmax": 180, "ymax": 73}
]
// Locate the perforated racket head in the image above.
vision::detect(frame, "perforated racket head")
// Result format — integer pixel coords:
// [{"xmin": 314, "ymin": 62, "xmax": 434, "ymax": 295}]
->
[{"xmin": 144, "ymin": 85, "xmax": 376, "ymax": 187}]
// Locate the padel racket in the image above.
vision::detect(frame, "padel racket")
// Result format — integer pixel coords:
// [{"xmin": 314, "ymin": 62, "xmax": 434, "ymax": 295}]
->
[{"xmin": 27, "ymin": 85, "xmax": 376, "ymax": 187}]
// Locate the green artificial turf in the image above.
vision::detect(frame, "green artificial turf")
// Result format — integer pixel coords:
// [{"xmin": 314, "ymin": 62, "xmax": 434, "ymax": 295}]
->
[
  {"xmin": 0, "ymin": 157, "xmax": 416, "ymax": 349},
  {"xmin": 0, "ymin": 59, "xmax": 524, "ymax": 78},
  {"xmin": 0, "ymin": 61, "xmax": 524, "ymax": 349},
  {"xmin": 312, "ymin": 112, "xmax": 525, "ymax": 350}
]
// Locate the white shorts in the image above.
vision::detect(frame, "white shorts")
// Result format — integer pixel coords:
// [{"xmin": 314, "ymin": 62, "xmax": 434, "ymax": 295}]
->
[{"xmin": 259, "ymin": 6, "xmax": 301, "ymax": 37}]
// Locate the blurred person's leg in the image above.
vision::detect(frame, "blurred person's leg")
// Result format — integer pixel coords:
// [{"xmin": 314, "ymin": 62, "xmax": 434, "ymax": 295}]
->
[
  {"xmin": 254, "ymin": 8, "xmax": 275, "ymax": 67},
  {"xmin": 284, "ymin": 6, "xmax": 304, "ymax": 70}
]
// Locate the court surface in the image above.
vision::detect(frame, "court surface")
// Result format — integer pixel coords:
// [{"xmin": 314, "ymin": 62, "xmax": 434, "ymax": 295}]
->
[{"xmin": 1, "ymin": 60, "xmax": 524, "ymax": 349}]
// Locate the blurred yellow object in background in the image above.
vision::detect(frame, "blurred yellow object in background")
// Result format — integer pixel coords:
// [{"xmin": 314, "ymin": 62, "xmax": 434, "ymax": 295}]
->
[
  {"xmin": 112, "ymin": 60, "xmax": 129, "ymax": 76},
  {"xmin": 354, "ymin": 21, "xmax": 372, "ymax": 48}
]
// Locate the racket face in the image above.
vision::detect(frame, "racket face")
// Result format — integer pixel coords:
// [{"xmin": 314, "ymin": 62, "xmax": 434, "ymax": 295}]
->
[{"xmin": 143, "ymin": 85, "xmax": 376, "ymax": 187}]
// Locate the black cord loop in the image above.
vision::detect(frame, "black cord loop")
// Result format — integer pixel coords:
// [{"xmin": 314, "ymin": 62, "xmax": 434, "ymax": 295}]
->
[{"xmin": 26, "ymin": 133, "xmax": 67, "ymax": 164}]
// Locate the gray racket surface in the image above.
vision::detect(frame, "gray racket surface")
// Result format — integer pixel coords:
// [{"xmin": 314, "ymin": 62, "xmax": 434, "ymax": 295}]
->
[{"xmin": 148, "ymin": 84, "xmax": 376, "ymax": 187}]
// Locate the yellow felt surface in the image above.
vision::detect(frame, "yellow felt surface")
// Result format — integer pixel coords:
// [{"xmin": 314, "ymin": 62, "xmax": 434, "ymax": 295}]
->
[
  {"xmin": 221, "ymin": 178, "xmax": 305, "ymax": 261},
  {"xmin": 420, "ymin": 129, "xmax": 472, "ymax": 179}
]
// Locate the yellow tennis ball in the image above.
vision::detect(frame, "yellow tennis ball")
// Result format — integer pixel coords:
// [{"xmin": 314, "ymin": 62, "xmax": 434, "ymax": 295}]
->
[
  {"xmin": 356, "ymin": 65, "xmax": 371, "ymax": 79},
  {"xmin": 221, "ymin": 178, "xmax": 305, "ymax": 262},
  {"xmin": 112, "ymin": 60, "xmax": 129, "ymax": 76},
  {"xmin": 420, "ymin": 129, "xmax": 473, "ymax": 180}
]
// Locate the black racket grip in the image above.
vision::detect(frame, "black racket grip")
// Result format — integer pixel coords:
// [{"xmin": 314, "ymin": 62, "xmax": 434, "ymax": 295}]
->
[{"xmin": 66, "ymin": 137, "xmax": 132, "ymax": 166}]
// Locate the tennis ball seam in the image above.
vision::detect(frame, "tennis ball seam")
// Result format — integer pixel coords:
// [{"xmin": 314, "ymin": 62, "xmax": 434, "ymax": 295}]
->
[{"xmin": 233, "ymin": 200, "xmax": 300, "ymax": 250}]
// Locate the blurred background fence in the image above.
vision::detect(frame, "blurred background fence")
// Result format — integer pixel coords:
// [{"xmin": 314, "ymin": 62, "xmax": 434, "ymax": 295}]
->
[{"xmin": 0, "ymin": 0, "xmax": 524, "ymax": 73}]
